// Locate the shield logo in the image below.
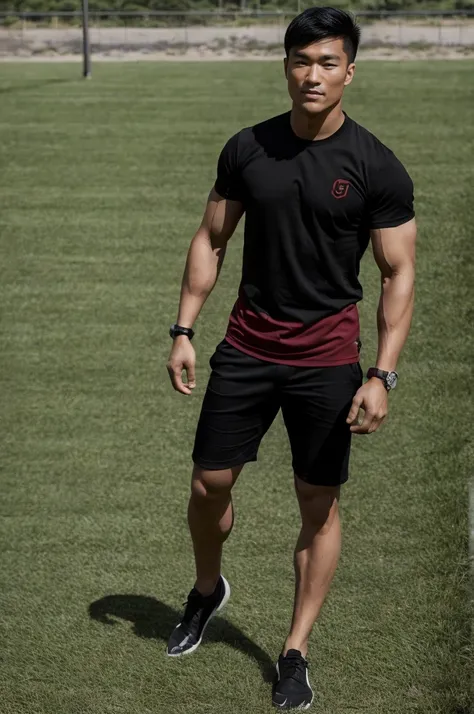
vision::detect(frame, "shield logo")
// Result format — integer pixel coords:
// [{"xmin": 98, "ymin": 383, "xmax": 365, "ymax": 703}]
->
[{"xmin": 331, "ymin": 179, "xmax": 350, "ymax": 199}]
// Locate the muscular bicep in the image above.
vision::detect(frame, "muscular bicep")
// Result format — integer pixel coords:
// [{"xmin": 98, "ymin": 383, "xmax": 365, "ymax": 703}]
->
[
  {"xmin": 370, "ymin": 218, "xmax": 417, "ymax": 278},
  {"xmin": 199, "ymin": 188, "xmax": 244, "ymax": 249}
]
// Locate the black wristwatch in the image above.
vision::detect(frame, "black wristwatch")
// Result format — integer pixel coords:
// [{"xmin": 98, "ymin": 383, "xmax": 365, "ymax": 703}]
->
[
  {"xmin": 169, "ymin": 324, "xmax": 195, "ymax": 341},
  {"xmin": 367, "ymin": 367, "xmax": 398, "ymax": 391}
]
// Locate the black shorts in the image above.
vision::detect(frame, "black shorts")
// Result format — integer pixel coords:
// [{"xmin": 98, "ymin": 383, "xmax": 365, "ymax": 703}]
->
[{"xmin": 192, "ymin": 340, "xmax": 363, "ymax": 486}]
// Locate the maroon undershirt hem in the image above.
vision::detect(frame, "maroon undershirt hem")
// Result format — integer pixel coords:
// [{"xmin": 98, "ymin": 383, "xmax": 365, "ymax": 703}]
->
[
  {"xmin": 225, "ymin": 334, "xmax": 360, "ymax": 367},
  {"xmin": 223, "ymin": 294, "xmax": 361, "ymax": 368}
]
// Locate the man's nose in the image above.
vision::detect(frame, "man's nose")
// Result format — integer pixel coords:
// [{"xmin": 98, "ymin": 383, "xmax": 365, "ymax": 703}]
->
[{"xmin": 306, "ymin": 65, "xmax": 321, "ymax": 85}]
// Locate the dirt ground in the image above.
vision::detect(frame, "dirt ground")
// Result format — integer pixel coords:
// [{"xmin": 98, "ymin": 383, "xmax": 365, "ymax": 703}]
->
[
  {"xmin": 2, "ymin": 47, "xmax": 474, "ymax": 62},
  {"xmin": 1, "ymin": 22, "xmax": 473, "ymax": 61}
]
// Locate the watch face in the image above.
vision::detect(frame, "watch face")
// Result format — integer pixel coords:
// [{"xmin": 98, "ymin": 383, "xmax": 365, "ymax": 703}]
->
[{"xmin": 386, "ymin": 371, "xmax": 398, "ymax": 390}]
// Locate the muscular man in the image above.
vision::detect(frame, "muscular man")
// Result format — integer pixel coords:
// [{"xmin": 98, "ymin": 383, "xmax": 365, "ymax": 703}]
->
[{"xmin": 166, "ymin": 7, "xmax": 416, "ymax": 710}]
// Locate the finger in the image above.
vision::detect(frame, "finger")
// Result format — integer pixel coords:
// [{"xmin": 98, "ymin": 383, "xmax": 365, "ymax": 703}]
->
[
  {"xmin": 167, "ymin": 364, "xmax": 191, "ymax": 395},
  {"xmin": 166, "ymin": 363, "xmax": 175, "ymax": 388},
  {"xmin": 186, "ymin": 363, "xmax": 196, "ymax": 389},
  {"xmin": 368, "ymin": 414, "xmax": 387, "ymax": 434},
  {"xmin": 174, "ymin": 368, "xmax": 192, "ymax": 395},
  {"xmin": 357, "ymin": 409, "xmax": 388, "ymax": 434},
  {"xmin": 346, "ymin": 395, "xmax": 363, "ymax": 424},
  {"xmin": 350, "ymin": 411, "xmax": 376, "ymax": 434},
  {"xmin": 367, "ymin": 417, "xmax": 382, "ymax": 434}
]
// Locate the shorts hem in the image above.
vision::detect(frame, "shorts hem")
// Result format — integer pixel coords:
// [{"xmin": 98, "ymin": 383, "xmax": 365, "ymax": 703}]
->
[
  {"xmin": 293, "ymin": 470, "xmax": 349, "ymax": 487},
  {"xmin": 192, "ymin": 454, "xmax": 258, "ymax": 471}
]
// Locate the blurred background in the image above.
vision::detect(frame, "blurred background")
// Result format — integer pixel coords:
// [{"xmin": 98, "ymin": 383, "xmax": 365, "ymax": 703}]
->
[{"xmin": 1, "ymin": 0, "xmax": 474, "ymax": 58}]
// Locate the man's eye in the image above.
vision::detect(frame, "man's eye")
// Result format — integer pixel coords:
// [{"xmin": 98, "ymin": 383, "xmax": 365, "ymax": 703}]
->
[{"xmin": 324, "ymin": 63, "xmax": 337, "ymax": 68}]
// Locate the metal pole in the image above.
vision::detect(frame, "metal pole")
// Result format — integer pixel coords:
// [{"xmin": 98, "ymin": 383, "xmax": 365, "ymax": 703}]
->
[{"xmin": 81, "ymin": 0, "xmax": 91, "ymax": 78}]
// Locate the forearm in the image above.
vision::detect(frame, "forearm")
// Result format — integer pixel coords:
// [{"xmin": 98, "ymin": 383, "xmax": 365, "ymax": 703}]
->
[
  {"xmin": 176, "ymin": 230, "xmax": 226, "ymax": 329},
  {"xmin": 375, "ymin": 267, "xmax": 415, "ymax": 372}
]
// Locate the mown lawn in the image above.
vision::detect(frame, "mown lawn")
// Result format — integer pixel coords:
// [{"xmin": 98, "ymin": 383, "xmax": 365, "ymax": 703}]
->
[{"xmin": 0, "ymin": 60, "xmax": 472, "ymax": 714}]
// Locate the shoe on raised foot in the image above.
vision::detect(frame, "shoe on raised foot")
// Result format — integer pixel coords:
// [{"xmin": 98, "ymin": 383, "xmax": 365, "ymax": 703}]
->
[
  {"xmin": 272, "ymin": 649, "xmax": 314, "ymax": 710},
  {"xmin": 167, "ymin": 575, "xmax": 230, "ymax": 657}
]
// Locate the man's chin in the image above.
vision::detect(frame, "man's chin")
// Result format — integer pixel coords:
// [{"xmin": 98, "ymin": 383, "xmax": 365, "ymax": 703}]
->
[{"xmin": 298, "ymin": 101, "xmax": 328, "ymax": 116}]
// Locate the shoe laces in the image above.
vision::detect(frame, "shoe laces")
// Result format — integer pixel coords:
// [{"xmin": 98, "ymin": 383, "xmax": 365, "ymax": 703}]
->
[
  {"xmin": 280, "ymin": 651, "xmax": 308, "ymax": 683},
  {"xmin": 180, "ymin": 589, "xmax": 206, "ymax": 630}
]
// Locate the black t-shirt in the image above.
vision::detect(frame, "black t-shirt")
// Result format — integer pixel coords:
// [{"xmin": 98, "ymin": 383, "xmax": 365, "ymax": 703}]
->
[{"xmin": 215, "ymin": 111, "xmax": 414, "ymax": 326}]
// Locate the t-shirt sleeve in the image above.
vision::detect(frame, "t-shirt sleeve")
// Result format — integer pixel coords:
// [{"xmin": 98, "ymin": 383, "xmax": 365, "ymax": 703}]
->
[
  {"xmin": 368, "ymin": 151, "xmax": 415, "ymax": 229},
  {"xmin": 214, "ymin": 132, "xmax": 245, "ymax": 202}
]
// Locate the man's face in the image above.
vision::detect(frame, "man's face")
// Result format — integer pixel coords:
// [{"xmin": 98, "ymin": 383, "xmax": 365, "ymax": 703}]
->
[{"xmin": 284, "ymin": 37, "xmax": 355, "ymax": 116}]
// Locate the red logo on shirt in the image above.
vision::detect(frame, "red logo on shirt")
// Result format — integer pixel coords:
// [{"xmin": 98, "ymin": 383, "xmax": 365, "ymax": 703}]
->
[{"xmin": 332, "ymin": 179, "xmax": 351, "ymax": 199}]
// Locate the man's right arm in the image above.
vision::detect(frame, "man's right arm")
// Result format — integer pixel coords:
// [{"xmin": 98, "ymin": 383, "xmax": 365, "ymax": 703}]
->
[{"xmin": 166, "ymin": 188, "xmax": 244, "ymax": 395}]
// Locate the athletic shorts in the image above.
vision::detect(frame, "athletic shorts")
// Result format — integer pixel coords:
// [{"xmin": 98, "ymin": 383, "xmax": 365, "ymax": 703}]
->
[{"xmin": 192, "ymin": 340, "xmax": 363, "ymax": 486}]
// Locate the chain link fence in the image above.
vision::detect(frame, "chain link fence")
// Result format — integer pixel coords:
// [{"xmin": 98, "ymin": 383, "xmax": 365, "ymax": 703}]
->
[{"xmin": 1, "ymin": 10, "xmax": 474, "ymax": 58}]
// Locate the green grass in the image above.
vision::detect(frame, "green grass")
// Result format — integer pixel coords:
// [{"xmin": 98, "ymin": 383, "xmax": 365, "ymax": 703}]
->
[{"xmin": 0, "ymin": 61, "xmax": 472, "ymax": 714}]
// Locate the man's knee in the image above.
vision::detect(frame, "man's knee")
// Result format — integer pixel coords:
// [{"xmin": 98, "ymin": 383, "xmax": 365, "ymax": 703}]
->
[
  {"xmin": 294, "ymin": 475, "xmax": 340, "ymax": 533},
  {"xmin": 191, "ymin": 464, "xmax": 242, "ymax": 501}
]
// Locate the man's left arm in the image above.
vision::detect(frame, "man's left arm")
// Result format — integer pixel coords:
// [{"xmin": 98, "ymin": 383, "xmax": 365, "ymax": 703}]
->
[{"xmin": 347, "ymin": 218, "xmax": 417, "ymax": 434}]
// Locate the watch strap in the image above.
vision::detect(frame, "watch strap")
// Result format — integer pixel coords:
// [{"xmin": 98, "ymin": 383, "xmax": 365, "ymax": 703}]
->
[
  {"xmin": 367, "ymin": 367, "xmax": 398, "ymax": 391},
  {"xmin": 170, "ymin": 324, "xmax": 195, "ymax": 340},
  {"xmin": 367, "ymin": 367, "xmax": 389, "ymax": 381}
]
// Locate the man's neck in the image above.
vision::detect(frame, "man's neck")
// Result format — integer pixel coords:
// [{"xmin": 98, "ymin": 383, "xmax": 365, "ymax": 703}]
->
[{"xmin": 290, "ymin": 103, "xmax": 345, "ymax": 142}]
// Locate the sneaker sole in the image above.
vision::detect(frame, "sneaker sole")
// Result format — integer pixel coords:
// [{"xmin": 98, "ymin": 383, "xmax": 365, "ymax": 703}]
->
[
  {"xmin": 272, "ymin": 662, "xmax": 314, "ymax": 710},
  {"xmin": 166, "ymin": 575, "xmax": 231, "ymax": 658}
]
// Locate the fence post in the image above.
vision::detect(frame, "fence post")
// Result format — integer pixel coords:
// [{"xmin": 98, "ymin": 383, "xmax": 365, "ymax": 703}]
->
[
  {"xmin": 81, "ymin": 0, "xmax": 91, "ymax": 78},
  {"xmin": 96, "ymin": 12, "xmax": 100, "ymax": 55}
]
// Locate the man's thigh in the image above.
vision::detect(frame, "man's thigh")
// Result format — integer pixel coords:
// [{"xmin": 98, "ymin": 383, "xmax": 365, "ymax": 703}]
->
[
  {"xmin": 281, "ymin": 363, "xmax": 363, "ymax": 486},
  {"xmin": 192, "ymin": 341, "xmax": 280, "ymax": 470}
]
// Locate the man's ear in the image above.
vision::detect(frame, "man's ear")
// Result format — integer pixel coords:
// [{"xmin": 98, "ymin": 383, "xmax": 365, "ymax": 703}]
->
[
  {"xmin": 344, "ymin": 62, "xmax": 356, "ymax": 86},
  {"xmin": 284, "ymin": 56, "xmax": 288, "ymax": 79}
]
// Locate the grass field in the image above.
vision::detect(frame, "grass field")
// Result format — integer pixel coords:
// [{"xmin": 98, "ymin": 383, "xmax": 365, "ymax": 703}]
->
[{"xmin": 0, "ymin": 60, "xmax": 473, "ymax": 714}]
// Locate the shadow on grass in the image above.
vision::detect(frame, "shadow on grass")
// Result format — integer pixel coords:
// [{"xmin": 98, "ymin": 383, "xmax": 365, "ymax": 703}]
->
[
  {"xmin": 89, "ymin": 594, "xmax": 275, "ymax": 683},
  {"xmin": 0, "ymin": 78, "xmax": 73, "ymax": 95}
]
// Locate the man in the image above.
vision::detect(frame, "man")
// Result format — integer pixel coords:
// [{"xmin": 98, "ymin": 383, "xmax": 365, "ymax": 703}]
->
[{"xmin": 166, "ymin": 6, "xmax": 416, "ymax": 711}]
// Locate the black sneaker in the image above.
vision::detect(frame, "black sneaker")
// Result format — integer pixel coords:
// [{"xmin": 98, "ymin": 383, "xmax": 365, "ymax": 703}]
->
[
  {"xmin": 167, "ymin": 575, "xmax": 230, "ymax": 657},
  {"xmin": 272, "ymin": 649, "xmax": 314, "ymax": 710}
]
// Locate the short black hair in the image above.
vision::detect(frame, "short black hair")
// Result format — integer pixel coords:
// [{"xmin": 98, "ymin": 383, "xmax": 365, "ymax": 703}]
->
[{"xmin": 284, "ymin": 6, "xmax": 361, "ymax": 63}]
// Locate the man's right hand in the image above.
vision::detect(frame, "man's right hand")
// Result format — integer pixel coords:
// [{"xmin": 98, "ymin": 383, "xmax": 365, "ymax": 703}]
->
[
  {"xmin": 166, "ymin": 188, "xmax": 243, "ymax": 396},
  {"xmin": 166, "ymin": 336, "xmax": 197, "ymax": 395}
]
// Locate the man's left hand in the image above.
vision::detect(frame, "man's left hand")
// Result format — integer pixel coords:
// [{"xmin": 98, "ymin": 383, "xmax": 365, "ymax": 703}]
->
[{"xmin": 346, "ymin": 378, "xmax": 389, "ymax": 434}]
